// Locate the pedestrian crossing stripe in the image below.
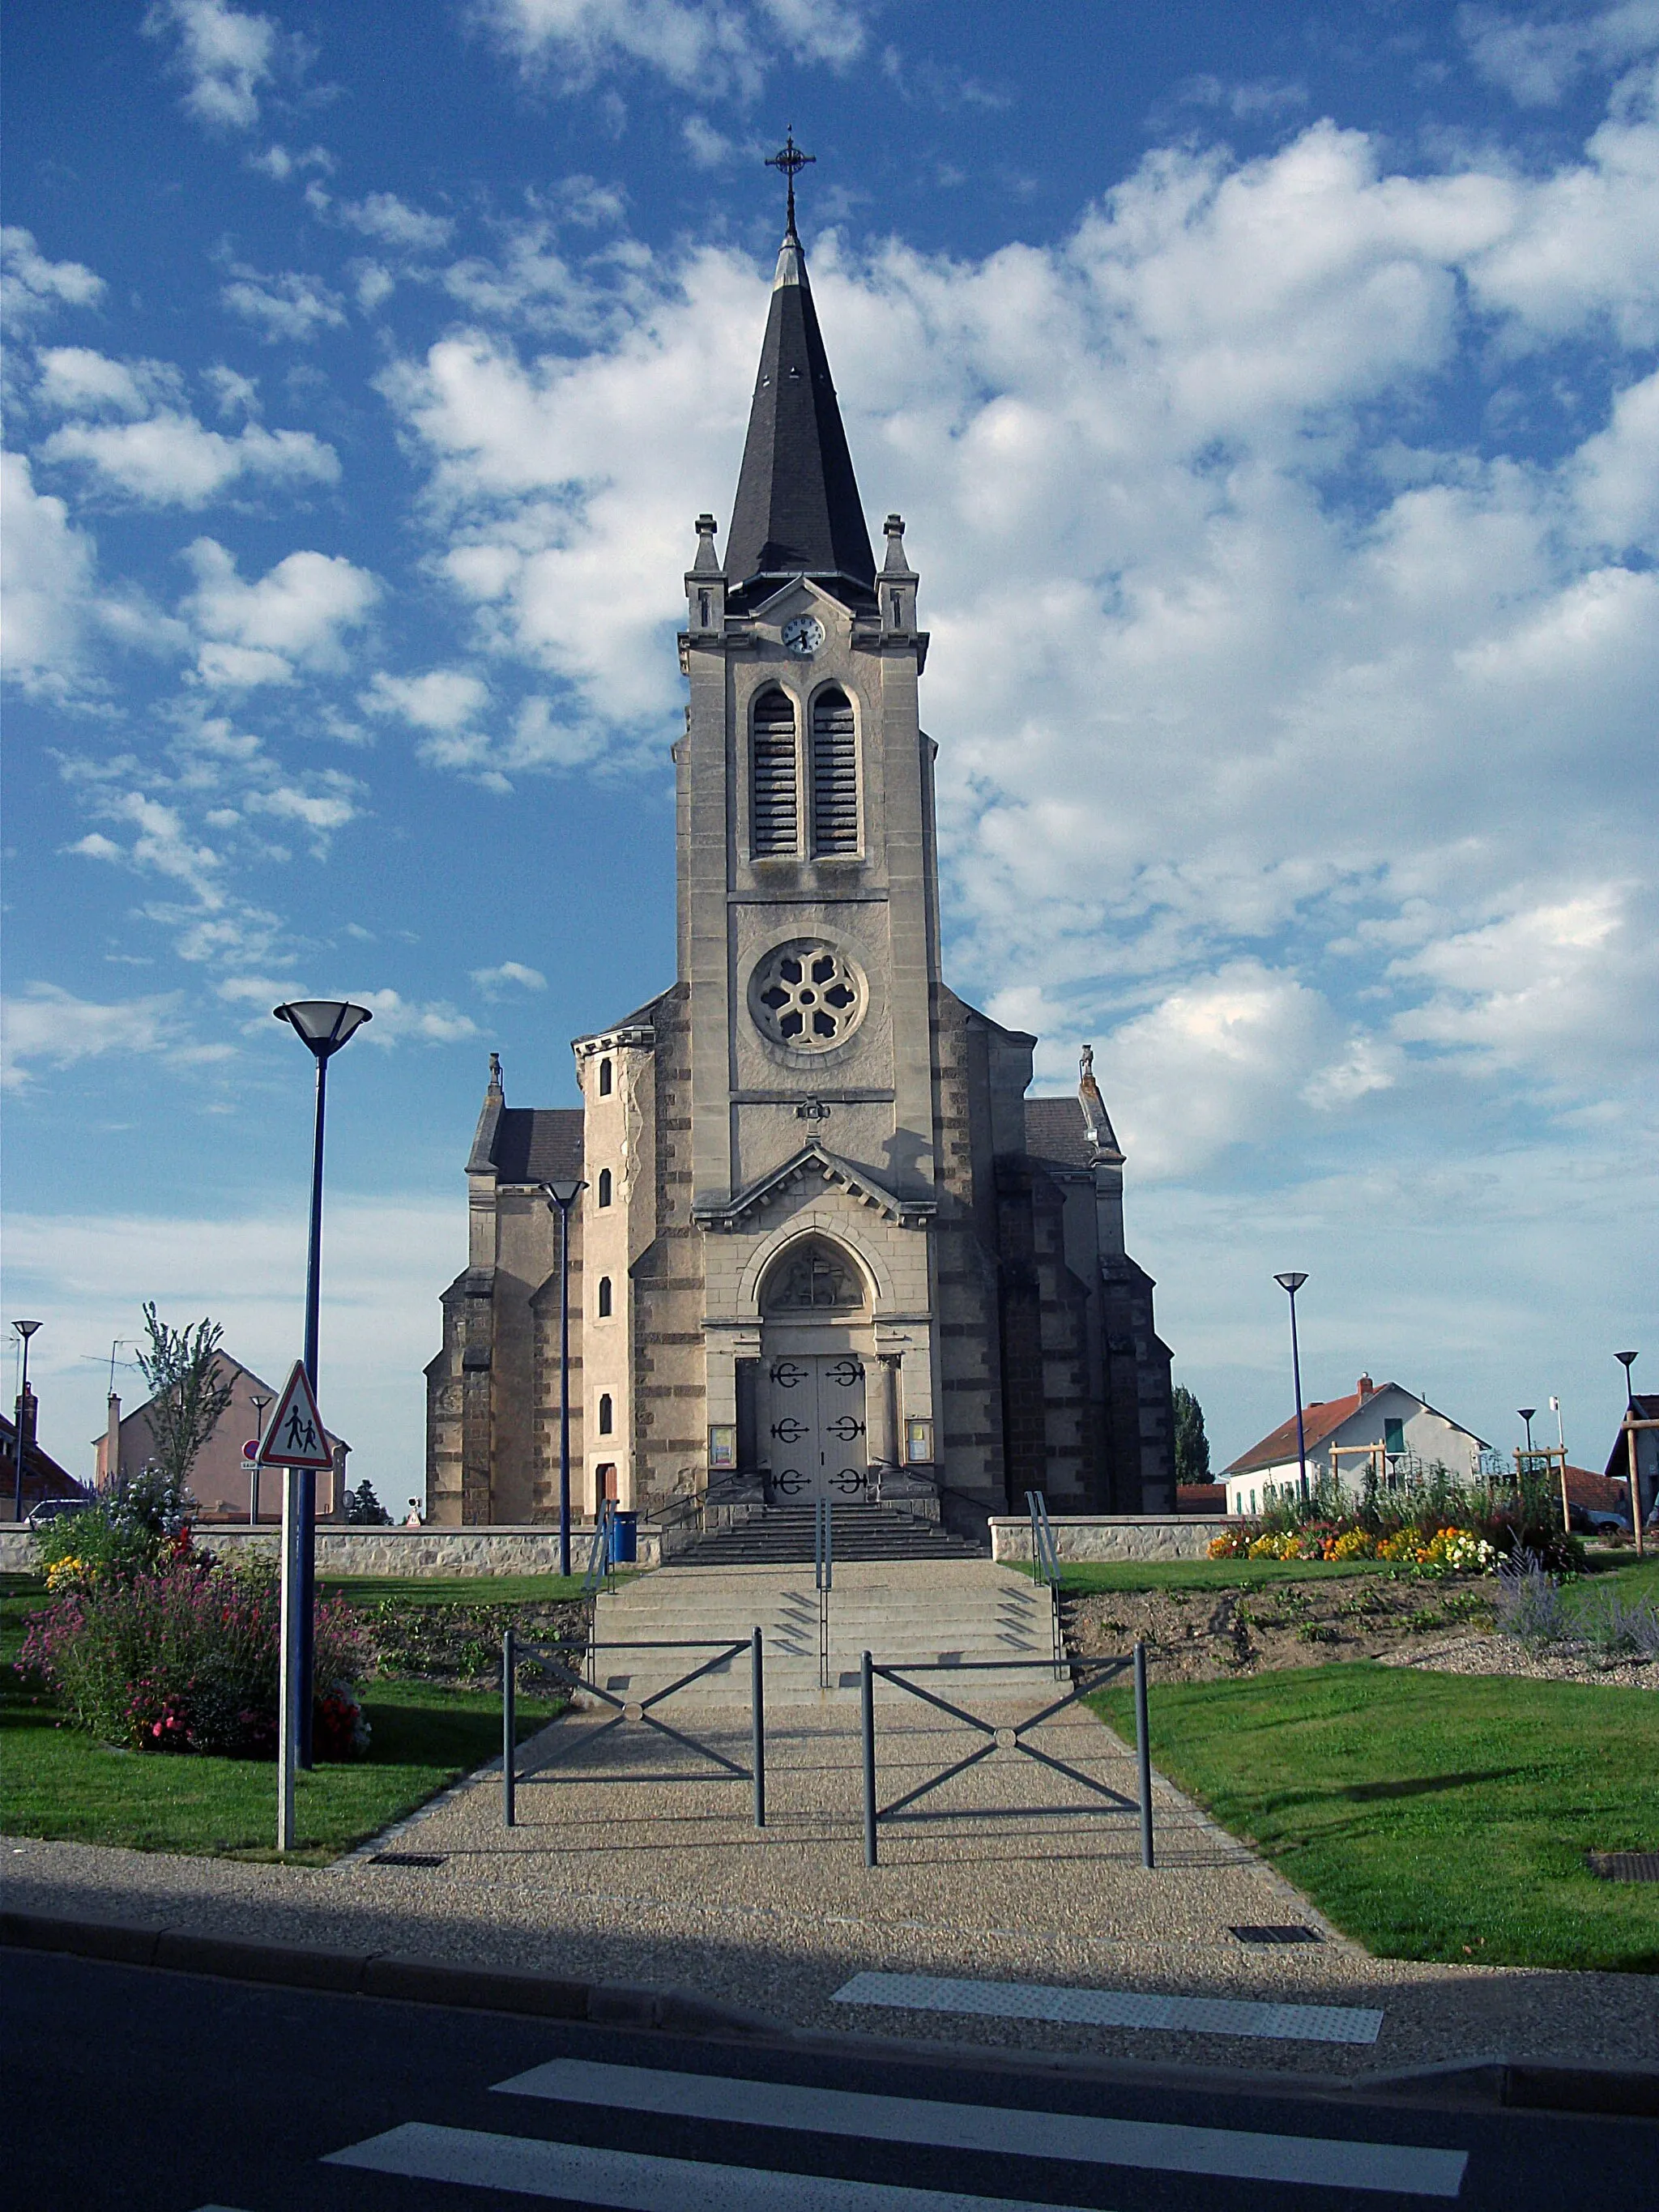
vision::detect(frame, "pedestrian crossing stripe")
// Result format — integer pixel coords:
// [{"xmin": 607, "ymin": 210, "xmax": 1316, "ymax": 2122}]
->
[{"xmin": 832, "ymin": 1968, "xmax": 1384, "ymax": 2045}]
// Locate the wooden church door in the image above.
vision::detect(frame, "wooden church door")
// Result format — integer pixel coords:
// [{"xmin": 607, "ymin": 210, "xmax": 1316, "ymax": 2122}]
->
[{"xmin": 766, "ymin": 1353, "xmax": 868, "ymax": 1500}]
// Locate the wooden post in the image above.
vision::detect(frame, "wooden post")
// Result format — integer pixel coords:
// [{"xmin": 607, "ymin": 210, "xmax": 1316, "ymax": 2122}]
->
[{"xmin": 1629, "ymin": 1420, "xmax": 1645, "ymax": 1560}]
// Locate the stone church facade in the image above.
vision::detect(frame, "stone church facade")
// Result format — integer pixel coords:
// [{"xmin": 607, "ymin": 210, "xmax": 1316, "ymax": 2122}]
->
[{"xmin": 426, "ymin": 210, "xmax": 1175, "ymax": 1532}]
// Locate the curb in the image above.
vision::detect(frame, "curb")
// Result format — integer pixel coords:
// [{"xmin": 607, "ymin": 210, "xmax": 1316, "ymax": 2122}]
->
[
  {"xmin": 5, "ymin": 1908, "xmax": 1655, "ymax": 2119},
  {"xmin": 0, "ymin": 1908, "xmax": 774, "ymax": 2040}
]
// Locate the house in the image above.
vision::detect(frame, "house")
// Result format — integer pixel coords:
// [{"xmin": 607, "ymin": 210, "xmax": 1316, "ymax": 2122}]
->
[
  {"xmin": 1, "ymin": 1401, "xmax": 91, "ymax": 1521},
  {"xmin": 94, "ymin": 1352, "xmax": 348, "ymax": 1524},
  {"xmin": 1602, "ymin": 1394, "xmax": 1658, "ymax": 1528},
  {"xmin": 1222, "ymin": 1375, "xmax": 1489, "ymax": 1518}
]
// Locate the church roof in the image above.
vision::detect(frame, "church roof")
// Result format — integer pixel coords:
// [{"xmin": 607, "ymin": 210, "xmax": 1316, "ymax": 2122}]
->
[
  {"xmin": 1024, "ymin": 1095, "xmax": 1094, "ymax": 1170},
  {"xmin": 489, "ymin": 1106, "xmax": 583, "ymax": 1186},
  {"xmin": 724, "ymin": 224, "xmax": 876, "ymax": 610}
]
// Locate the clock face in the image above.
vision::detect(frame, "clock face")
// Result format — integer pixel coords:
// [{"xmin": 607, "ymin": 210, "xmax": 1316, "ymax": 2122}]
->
[{"xmin": 782, "ymin": 614, "xmax": 825, "ymax": 658}]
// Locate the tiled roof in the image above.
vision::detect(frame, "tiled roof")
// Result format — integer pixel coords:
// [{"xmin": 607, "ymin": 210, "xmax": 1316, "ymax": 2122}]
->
[
  {"xmin": 1024, "ymin": 1094, "xmax": 1091, "ymax": 1169},
  {"xmin": 490, "ymin": 1107, "xmax": 584, "ymax": 1185},
  {"xmin": 1223, "ymin": 1391, "xmax": 1371, "ymax": 1477}
]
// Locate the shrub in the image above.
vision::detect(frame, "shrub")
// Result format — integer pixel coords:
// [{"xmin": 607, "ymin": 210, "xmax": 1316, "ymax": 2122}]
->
[
  {"xmin": 16, "ymin": 1554, "xmax": 369, "ymax": 1758},
  {"xmin": 1492, "ymin": 1551, "xmax": 1568, "ymax": 1647},
  {"xmin": 1580, "ymin": 1587, "xmax": 1659, "ymax": 1664},
  {"xmin": 36, "ymin": 1484, "xmax": 187, "ymax": 1588}
]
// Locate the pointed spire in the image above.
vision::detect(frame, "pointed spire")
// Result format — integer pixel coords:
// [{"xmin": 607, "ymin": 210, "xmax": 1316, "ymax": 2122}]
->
[
  {"xmin": 725, "ymin": 188, "xmax": 875, "ymax": 607},
  {"xmin": 1078, "ymin": 1044, "xmax": 1124, "ymax": 1165}
]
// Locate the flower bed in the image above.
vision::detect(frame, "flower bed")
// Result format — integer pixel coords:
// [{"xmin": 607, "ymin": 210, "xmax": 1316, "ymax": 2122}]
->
[
  {"xmin": 17, "ymin": 1548, "xmax": 369, "ymax": 1759},
  {"xmin": 1209, "ymin": 1521, "xmax": 1499, "ymax": 1572}
]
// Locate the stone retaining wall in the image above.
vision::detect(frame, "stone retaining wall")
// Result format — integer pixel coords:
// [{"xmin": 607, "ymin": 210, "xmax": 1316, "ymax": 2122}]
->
[
  {"xmin": 989, "ymin": 1514, "xmax": 1237, "ymax": 1564},
  {"xmin": 0, "ymin": 1522, "xmax": 664, "ymax": 1576}
]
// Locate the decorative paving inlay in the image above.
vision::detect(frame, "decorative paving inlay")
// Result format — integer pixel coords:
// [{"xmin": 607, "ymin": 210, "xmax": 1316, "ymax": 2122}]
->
[{"xmin": 831, "ymin": 1971, "xmax": 1384, "ymax": 2045}]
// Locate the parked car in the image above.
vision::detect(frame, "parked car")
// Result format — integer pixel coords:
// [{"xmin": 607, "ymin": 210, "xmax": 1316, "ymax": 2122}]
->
[
  {"xmin": 24, "ymin": 1496, "xmax": 87, "ymax": 1530},
  {"xmin": 1570, "ymin": 1502, "xmax": 1631, "ymax": 1535}
]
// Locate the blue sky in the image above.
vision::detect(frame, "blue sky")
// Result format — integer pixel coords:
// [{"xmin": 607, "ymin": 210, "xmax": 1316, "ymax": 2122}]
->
[{"xmin": 4, "ymin": 0, "xmax": 1655, "ymax": 1498}]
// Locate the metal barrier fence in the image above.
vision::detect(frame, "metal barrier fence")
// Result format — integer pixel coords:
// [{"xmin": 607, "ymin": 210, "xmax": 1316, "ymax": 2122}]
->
[
  {"xmin": 1024, "ymin": 1486, "xmax": 1064, "ymax": 1670},
  {"xmin": 502, "ymin": 1626, "xmax": 766, "ymax": 1830},
  {"xmin": 859, "ymin": 1640, "xmax": 1154, "ymax": 1870}
]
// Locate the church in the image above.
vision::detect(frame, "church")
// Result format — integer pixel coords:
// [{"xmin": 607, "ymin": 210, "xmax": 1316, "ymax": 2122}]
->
[{"xmin": 425, "ymin": 178, "xmax": 1176, "ymax": 1536}]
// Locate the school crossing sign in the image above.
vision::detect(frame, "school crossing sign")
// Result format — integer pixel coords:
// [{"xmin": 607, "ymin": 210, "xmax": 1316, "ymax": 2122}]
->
[{"xmin": 256, "ymin": 1360, "xmax": 333, "ymax": 1471}]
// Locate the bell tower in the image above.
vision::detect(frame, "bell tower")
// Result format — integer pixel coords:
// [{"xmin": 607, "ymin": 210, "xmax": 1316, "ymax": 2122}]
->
[{"xmin": 676, "ymin": 211, "xmax": 943, "ymax": 1230}]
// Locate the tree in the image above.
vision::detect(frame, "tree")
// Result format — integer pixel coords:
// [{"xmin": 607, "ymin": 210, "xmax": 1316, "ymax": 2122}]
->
[
  {"xmin": 343, "ymin": 1480, "xmax": 392, "ymax": 1526},
  {"xmin": 132, "ymin": 1303, "xmax": 237, "ymax": 1519},
  {"xmin": 1173, "ymin": 1384, "xmax": 1211, "ymax": 1485}
]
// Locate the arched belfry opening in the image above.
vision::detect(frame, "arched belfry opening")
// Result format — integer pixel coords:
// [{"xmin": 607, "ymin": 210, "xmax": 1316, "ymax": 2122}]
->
[{"xmin": 755, "ymin": 1234, "xmax": 876, "ymax": 1501}]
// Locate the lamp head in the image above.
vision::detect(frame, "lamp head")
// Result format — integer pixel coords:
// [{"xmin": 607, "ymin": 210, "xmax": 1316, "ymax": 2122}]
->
[
  {"xmin": 274, "ymin": 1000, "xmax": 373, "ymax": 1058},
  {"xmin": 540, "ymin": 1178, "xmax": 585, "ymax": 1210},
  {"xmin": 11, "ymin": 1320, "xmax": 42, "ymax": 1341},
  {"xmin": 1273, "ymin": 1272, "xmax": 1308, "ymax": 1295},
  {"xmin": 1517, "ymin": 1406, "xmax": 1536, "ymax": 1422}
]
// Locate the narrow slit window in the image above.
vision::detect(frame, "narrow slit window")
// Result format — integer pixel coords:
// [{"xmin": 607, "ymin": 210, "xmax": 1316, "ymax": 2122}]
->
[
  {"xmin": 597, "ymin": 1275, "xmax": 612, "ymax": 1318},
  {"xmin": 811, "ymin": 687, "xmax": 858, "ymax": 855},
  {"xmin": 751, "ymin": 688, "xmax": 799, "ymax": 855},
  {"xmin": 598, "ymin": 1057, "xmax": 612, "ymax": 1097},
  {"xmin": 597, "ymin": 1168, "xmax": 612, "ymax": 1207},
  {"xmin": 598, "ymin": 1393, "xmax": 613, "ymax": 1435}
]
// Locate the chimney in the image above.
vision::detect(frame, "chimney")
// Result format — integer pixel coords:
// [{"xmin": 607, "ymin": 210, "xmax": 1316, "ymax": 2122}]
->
[{"xmin": 1357, "ymin": 1375, "xmax": 1375, "ymax": 1400}]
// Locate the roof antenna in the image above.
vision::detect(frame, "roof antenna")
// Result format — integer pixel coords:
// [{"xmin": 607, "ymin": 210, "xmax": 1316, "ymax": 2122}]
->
[{"xmin": 766, "ymin": 127, "xmax": 814, "ymax": 237}]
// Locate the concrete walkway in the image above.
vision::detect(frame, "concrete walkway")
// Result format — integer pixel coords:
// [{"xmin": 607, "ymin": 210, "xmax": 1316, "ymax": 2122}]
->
[{"xmin": 9, "ymin": 1673, "xmax": 1657, "ymax": 2082}]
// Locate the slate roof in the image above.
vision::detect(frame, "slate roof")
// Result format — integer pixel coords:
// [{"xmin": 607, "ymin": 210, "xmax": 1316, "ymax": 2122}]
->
[
  {"xmin": 1024, "ymin": 1094, "xmax": 1093, "ymax": 1169},
  {"xmin": 725, "ymin": 225, "xmax": 876, "ymax": 608},
  {"xmin": 1603, "ymin": 1395, "xmax": 1659, "ymax": 1485},
  {"xmin": 489, "ymin": 1107, "xmax": 584, "ymax": 1185}
]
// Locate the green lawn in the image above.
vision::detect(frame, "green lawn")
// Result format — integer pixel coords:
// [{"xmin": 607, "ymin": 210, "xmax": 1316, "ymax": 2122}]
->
[
  {"xmin": 2, "ymin": 1575, "xmax": 561, "ymax": 1864},
  {"xmin": 1094, "ymin": 1663, "xmax": 1659, "ymax": 1972},
  {"xmin": 318, "ymin": 1570, "xmax": 636, "ymax": 1606},
  {"xmin": 1030, "ymin": 1557, "xmax": 1401, "ymax": 1595}
]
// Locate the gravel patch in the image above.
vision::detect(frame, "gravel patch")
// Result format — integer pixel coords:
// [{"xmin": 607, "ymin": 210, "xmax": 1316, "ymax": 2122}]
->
[{"xmin": 1378, "ymin": 1631, "xmax": 1657, "ymax": 1690}]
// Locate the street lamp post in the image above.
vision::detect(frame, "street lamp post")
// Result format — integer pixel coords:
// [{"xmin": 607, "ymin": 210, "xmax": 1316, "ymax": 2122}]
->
[
  {"xmin": 1273, "ymin": 1274, "xmax": 1309, "ymax": 1500},
  {"xmin": 541, "ymin": 1180, "xmax": 586, "ymax": 1579},
  {"xmin": 11, "ymin": 1320, "xmax": 42, "ymax": 1523},
  {"xmin": 249, "ymin": 1390, "xmax": 274, "ymax": 1524},
  {"xmin": 1273, "ymin": 1282, "xmax": 1309, "ymax": 1504},
  {"xmin": 274, "ymin": 999, "xmax": 373, "ymax": 1764}
]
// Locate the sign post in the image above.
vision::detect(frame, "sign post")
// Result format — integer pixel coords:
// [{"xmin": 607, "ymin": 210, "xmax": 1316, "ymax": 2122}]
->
[{"xmin": 256, "ymin": 1361, "xmax": 334, "ymax": 1852}]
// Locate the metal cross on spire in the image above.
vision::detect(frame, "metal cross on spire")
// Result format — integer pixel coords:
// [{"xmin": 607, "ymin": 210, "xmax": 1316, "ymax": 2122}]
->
[{"xmin": 766, "ymin": 129, "xmax": 815, "ymax": 234}]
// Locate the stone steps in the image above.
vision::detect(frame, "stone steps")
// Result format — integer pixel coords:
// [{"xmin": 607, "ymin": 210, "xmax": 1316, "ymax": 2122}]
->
[
  {"xmin": 671, "ymin": 1501, "xmax": 987, "ymax": 1567},
  {"xmin": 584, "ymin": 1558, "xmax": 1060, "ymax": 1709}
]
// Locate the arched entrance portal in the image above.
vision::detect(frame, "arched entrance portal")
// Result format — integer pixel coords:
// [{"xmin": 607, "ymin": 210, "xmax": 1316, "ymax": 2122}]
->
[{"xmin": 757, "ymin": 1236, "xmax": 871, "ymax": 1501}]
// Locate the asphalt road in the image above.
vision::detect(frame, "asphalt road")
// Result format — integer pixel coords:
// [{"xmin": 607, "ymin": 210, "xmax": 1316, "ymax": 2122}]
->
[{"xmin": 5, "ymin": 1949, "xmax": 1650, "ymax": 2211}]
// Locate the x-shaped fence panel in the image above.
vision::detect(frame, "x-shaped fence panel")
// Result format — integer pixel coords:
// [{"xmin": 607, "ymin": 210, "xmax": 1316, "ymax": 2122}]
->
[
  {"xmin": 859, "ymin": 1643, "xmax": 1154, "ymax": 1869},
  {"xmin": 502, "ymin": 1628, "xmax": 766, "ymax": 1830}
]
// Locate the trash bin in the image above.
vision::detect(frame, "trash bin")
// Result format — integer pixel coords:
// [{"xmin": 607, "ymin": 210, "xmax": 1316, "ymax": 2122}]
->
[{"xmin": 609, "ymin": 1510, "xmax": 638, "ymax": 1565}]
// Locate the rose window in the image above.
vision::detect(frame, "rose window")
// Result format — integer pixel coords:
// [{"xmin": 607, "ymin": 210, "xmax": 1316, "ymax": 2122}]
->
[{"xmin": 749, "ymin": 940, "xmax": 865, "ymax": 1051}]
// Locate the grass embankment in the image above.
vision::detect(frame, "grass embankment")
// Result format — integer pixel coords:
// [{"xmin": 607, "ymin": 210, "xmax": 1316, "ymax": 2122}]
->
[
  {"xmin": 318, "ymin": 1570, "xmax": 634, "ymax": 1606},
  {"xmin": 1023, "ymin": 1549, "xmax": 1657, "ymax": 1600},
  {"xmin": 1, "ymin": 1574, "xmax": 562, "ymax": 1865},
  {"xmin": 1094, "ymin": 1662, "xmax": 1659, "ymax": 1972}
]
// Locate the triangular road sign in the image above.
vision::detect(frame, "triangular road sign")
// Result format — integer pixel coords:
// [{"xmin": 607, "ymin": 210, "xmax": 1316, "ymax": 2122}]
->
[{"xmin": 256, "ymin": 1359, "xmax": 334, "ymax": 1470}]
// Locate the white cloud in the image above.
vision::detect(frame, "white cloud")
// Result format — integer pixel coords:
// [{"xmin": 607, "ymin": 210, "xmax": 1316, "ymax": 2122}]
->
[
  {"xmin": 340, "ymin": 191, "xmax": 454, "ymax": 253},
  {"xmin": 144, "ymin": 0, "xmax": 281, "ymax": 133},
  {"xmin": 1459, "ymin": 2, "xmax": 1659, "ymax": 107},
  {"xmin": 0, "ymin": 452, "xmax": 100, "ymax": 697},
  {"xmin": 343, "ymin": 988, "xmax": 480, "ymax": 1046},
  {"xmin": 246, "ymin": 141, "xmax": 332, "ymax": 181},
  {"xmin": 183, "ymin": 538, "xmax": 379, "ymax": 684},
  {"xmin": 220, "ymin": 266, "xmax": 348, "ymax": 343},
  {"xmin": 476, "ymin": 0, "xmax": 868, "ymax": 96},
  {"xmin": 39, "ymin": 408, "xmax": 338, "ymax": 506},
  {"xmin": 471, "ymin": 959, "xmax": 547, "ymax": 995},
  {"xmin": 1, "ymin": 226, "xmax": 104, "ymax": 326},
  {"xmin": 362, "ymin": 667, "xmax": 489, "ymax": 730},
  {"xmin": 36, "ymin": 347, "xmax": 182, "ymax": 416},
  {"xmin": 203, "ymin": 363, "xmax": 262, "ymax": 417},
  {"xmin": 0, "ymin": 982, "xmax": 227, "ymax": 1091}
]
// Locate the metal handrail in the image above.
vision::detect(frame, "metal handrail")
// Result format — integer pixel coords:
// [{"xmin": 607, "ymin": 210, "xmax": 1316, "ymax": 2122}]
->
[
  {"xmin": 814, "ymin": 1497, "xmax": 833, "ymax": 1689},
  {"xmin": 1025, "ymin": 1488, "xmax": 1064, "ymax": 1669},
  {"xmin": 580, "ymin": 1498, "xmax": 616, "ymax": 1600}
]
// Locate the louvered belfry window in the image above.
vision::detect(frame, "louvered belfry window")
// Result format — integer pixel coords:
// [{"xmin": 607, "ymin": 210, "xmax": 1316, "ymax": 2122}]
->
[
  {"xmin": 751, "ymin": 689, "xmax": 799, "ymax": 855},
  {"xmin": 812, "ymin": 687, "xmax": 858, "ymax": 855}
]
